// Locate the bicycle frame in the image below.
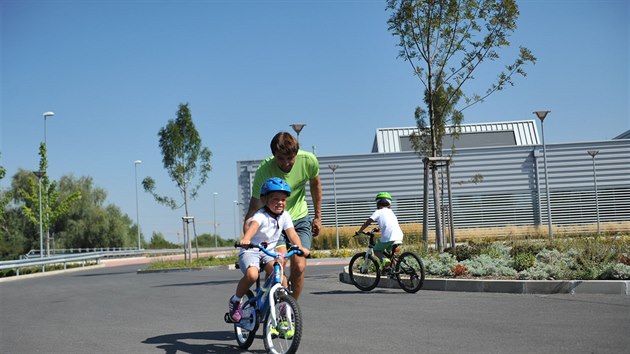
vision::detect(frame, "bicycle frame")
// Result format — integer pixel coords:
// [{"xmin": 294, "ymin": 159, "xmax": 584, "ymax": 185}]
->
[
  {"xmin": 359, "ymin": 229, "xmax": 398, "ymax": 270},
  {"xmin": 237, "ymin": 244, "xmax": 301, "ymax": 330}
]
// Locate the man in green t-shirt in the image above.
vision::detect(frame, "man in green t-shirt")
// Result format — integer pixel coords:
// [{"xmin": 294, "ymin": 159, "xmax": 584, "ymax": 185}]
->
[{"xmin": 244, "ymin": 132, "xmax": 322, "ymax": 300}]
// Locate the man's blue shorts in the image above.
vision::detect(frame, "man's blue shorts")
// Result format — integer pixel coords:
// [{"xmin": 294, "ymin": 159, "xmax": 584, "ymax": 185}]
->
[{"xmin": 279, "ymin": 215, "xmax": 312, "ymax": 249}]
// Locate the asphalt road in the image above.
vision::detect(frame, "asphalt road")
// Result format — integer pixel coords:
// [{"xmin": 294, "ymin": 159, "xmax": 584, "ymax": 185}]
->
[{"xmin": 1, "ymin": 262, "xmax": 629, "ymax": 354}]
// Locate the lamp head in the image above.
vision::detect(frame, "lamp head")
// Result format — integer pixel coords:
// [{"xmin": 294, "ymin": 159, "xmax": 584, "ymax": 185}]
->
[
  {"xmin": 134, "ymin": 160, "xmax": 142, "ymax": 165},
  {"xmin": 43, "ymin": 111, "xmax": 55, "ymax": 119},
  {"xmin": 290, "ymin": 124, "xmax": 306, "ymax": 135},
  {"xmin": 587, "ymin": 150, "xmax": 599, "ymax": 158},
  {"xmin": 533, "ymin": 111, "xmax": 550, "ymax": 122},
  {"xmin": 328, "ymin": 164, "xmax": 339, "ymax": 171}
]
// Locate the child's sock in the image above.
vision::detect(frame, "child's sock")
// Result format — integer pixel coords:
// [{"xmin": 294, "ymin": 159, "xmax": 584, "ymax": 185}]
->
[{"xmin": 230, "ymin": 294, "xmax": 242, "ymax": 302}]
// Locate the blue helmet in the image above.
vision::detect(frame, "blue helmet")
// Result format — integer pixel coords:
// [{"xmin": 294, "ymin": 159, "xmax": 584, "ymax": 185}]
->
[{"xmin": 261, "ymin": 177, "xmax": 291, "ymax": 196}]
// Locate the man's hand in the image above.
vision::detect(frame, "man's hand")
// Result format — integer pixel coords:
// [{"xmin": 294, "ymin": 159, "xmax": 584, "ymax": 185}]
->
[
  {"xmin": 311, "ymin": 217, "xmax": 321, "ymax": 237},
  {"xmin": 300, "ymin": 247, "xmax": 311, "ymax": 258}
]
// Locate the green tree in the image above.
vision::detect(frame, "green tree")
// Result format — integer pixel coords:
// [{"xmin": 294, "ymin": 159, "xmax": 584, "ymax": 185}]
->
[
  {"xmin": 54, "ymin": 175, "xmax": 136, "ymax": 249},
  {"xmin": 0, "ymin": 152, "xmax": 9, "ymax": 235},
  {"xmin": 387, "ymin": 0, "xmax": 535, "ymax": 250},
  {"xmin": 17, "ymin": 144, "xmax": 81, "ymax": 254},
  {"xmin": 148, "ymin": 231, "xmax": 179, "ymax": 249},
  {"xmin": 142, "ymin": 103, "xmax": 212, "ymax": 261}
]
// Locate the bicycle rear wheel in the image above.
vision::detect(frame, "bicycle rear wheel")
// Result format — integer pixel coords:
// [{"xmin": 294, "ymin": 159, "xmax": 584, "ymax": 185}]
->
[
  {"xmin": 395, "ymin": 252, "xmax": 425, "ymax": 293},
  {"xmin": 263, "ymin": 293, "xmax": 302, "ymax": 354},
  {"xmin": 348, "ymin": 252, "xmax": 381, "ymax": 291},
  {"xmin": 234, "ymin": 290, "xmax": 258, "ymax": 349}
]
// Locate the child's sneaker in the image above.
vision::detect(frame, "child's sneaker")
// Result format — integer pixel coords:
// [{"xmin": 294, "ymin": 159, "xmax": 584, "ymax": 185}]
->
[
  {"xmin": 228, "ymin": 298, "xmax": 242, "ymax": 322},
  {"xmin": 278, "ymin": 321, "xmax": 295, "ymax": 339}
]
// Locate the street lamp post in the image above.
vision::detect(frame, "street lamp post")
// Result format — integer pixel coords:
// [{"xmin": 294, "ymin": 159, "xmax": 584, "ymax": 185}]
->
[
  {"xmin": 213, "ymin": 192, "xmax": 218, "ymax": 248},
  {"xmin": 134, "ymin": 160, "xmax": 142, "ymax": 250},
  {"xmin": 587, "ymin": 150, "xmax": 601, "ymax": 235},
  {"xmin": 328, "ymin": 164, "xmax": 339, "ymax": 249},
  {"xmin": 43, "ymin": 111, "xmax": 55, "ymax": 147},
  {"xmin": 233, "ymin": 200, "xmax": 240, "ymax": 240},
  {"xmin": 290, "ymin": 124, "xmax": 306, "ymax": 143},
  {"xmin": 42, "ymin": 111, "xmax": 55, "ymax": 256},
  {"xmin": 33, "ymin": 171, "xmax": 45, "ymax": 258},
  {"xmin": 534, "ymin": 111, "xmax": 553, "ymax": 240}
]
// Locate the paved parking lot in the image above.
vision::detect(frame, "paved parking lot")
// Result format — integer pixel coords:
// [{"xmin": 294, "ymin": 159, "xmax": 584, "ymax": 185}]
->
[{"xmin": 2, "ymin": 262, "xmax": 629, "ymax": 353}]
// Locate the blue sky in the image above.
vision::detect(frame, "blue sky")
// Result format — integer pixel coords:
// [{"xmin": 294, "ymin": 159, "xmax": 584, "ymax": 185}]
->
[{"xmin": 2, "ymin": 0, "xmax": 628, "ymax": 244}]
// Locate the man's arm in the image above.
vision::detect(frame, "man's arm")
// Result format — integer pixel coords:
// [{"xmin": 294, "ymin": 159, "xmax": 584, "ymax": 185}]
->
[
  {"xmin": 309, "ymin": 175, "xmax": 322, "ymax": 237},
  {"xmin": 243, "ymin": 197, "xmax": 263, "ymax": 234}
]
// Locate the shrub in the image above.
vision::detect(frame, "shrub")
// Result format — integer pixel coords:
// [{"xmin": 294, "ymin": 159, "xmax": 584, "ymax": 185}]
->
[
  {"xmin": 451, "ymin": 264, "xmax": 469, "ymax": 277},
  {"xmin": 461, "ymin": 254, "xmax": 516, "ymax": 277},
  {"xmin": 485, "ymin": 243, "xmax": 511, "ymax": 259},
  {"xmin": 425, "ymin": 253, "xmax": 457, "ymax": 277},
  {"xmin": 512, "ymin": 252, "xmax": 536, "ymax": 272},
  {"xmin": 600, "ymin": 263, "xmax": 630, "ymax": 280},
  {"xmin": 618, "ymin": 253, "xmax": 630, "ymax": 266},
  {"xmin": 509, "ymin": 242, "xmax": 546, "ymax": 257},
  {"xmin": 446, "ymin": 244, "xmax": 484, "ymax": 262}
]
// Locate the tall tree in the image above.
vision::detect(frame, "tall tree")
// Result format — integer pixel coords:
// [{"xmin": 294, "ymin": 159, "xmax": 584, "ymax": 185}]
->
[
  {"xmin": 142, "ymin": 103, "xmax": 212, "ymax": 260},
  {"xmin": 387, "ymin": 0, "xmax": 535, "ymax": 250},
  {"xmin": 17, "ymin": 144, "xmax": 81, "ymax": 254}
]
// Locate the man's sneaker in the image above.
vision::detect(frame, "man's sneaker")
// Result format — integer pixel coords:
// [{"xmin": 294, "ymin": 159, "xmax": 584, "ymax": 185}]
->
[{"xmin": 228, "ymin": 298, "xmax": 242, "ymax": 322}]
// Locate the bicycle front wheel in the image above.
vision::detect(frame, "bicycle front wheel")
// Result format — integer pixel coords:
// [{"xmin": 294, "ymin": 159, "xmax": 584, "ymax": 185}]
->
[
  {"xmin": 234, "ymin": 290, "xmax": 258, "ymax": 349},
  {"xmin": 395, "ymin": 252, "xmax": 425, "ymax": 293},
  {"xmin": 348, "ymin": 252, "xmax": 381, "ymax": 291},
  {"xmin": 263, "ymin": 293, "xmax": 302, "ymax": 354}
]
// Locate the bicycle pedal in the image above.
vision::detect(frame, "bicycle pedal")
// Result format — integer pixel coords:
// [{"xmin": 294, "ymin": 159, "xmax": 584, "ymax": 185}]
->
[{"xmin": 224, "ymin": 313, "xmax": 239, "ymax": 324}]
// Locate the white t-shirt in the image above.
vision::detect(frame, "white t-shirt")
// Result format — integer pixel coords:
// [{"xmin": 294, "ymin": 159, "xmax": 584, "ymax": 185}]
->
[
  {"xmin": 369, "ymin": 207, "xmax": 403, "ymax": 243},
  {"xmin": 241, "ymin": 208, "xmax": 294, "ymax": 253}
]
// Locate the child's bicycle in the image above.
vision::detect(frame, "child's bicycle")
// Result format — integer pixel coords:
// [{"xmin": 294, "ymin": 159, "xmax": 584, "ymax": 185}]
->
[
  {"xmin": 348, "ymin": 228, "xmax": 425, "ymax": 293},
  {"xmin": 225, "ymin": 242, "xmax": 304, "ymax": 354}
]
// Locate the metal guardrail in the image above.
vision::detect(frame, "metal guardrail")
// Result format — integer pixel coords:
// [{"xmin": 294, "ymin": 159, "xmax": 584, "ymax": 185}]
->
[
  {"xmin": 2, "ymin": 247, "xmax": 236, "ymax": 277},
  {"xmin": 0, "ymin": 253, "xmax": 105, "ymax": 276}
]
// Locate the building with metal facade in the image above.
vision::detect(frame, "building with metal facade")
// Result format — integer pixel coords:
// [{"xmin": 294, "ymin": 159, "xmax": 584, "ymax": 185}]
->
[{"xmin": 236, "ymin": 122, "xmax": 630, "ymax": 234}]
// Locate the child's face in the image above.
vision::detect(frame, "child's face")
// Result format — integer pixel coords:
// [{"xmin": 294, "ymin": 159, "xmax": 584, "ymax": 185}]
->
[{"xmin": 264, "ymin": 191, "xmax": 288, "ymax": 214}]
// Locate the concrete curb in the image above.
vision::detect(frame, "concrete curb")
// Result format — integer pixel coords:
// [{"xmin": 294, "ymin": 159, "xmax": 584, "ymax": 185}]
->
[{"xmin": 339, "ymin": 267, "xmax": 630, "ymax": 295}]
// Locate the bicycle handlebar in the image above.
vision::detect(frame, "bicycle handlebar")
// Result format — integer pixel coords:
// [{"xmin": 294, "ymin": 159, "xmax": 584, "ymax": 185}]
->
[
  {"xmin": 234, "ymin": 242, "xmax": 305, "ymax": 258},
  {"xmin": 355, "ymin": 227, "xmax": 380, "ymax": 237}
]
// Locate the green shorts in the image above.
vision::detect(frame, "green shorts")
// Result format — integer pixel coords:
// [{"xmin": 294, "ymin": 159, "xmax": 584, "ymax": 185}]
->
[{"xmin": 374, "ymin": 240, "xmax": 395, "ymax": 252}]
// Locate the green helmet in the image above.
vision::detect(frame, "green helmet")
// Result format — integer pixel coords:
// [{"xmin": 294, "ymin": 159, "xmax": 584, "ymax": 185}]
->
[{"xmin": 374, "ymin": 192, "xmax": 392, "ymax": 201}]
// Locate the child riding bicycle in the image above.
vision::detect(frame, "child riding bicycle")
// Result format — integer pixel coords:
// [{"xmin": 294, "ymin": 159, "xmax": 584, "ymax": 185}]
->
[
  {"xmin": 356, "ymin": 192, "xmax": 403, "ymax": 271},
  {"xmin": 227, "ymin": 177, "xmax": 309, "ymax": 323}
]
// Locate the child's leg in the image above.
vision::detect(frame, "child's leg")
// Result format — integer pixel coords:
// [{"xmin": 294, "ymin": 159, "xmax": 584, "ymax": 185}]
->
[
  {"xmin": 373, "ymin": 241, "xmax": 386, "ymax": 265},
  {"xmin": 235, "ymin": 266, "xmax": 259, "ymax": 297}
]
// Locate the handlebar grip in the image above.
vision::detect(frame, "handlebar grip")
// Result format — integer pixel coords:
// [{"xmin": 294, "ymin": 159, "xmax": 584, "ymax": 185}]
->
[{"xmin": 234, "ymin": 242, "xmax": 255, "ymax": 249}]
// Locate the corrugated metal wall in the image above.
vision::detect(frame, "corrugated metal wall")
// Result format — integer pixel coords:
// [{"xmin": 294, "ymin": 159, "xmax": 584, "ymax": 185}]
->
[{"xmin": 237, "ymin": 139, "xmax": 630, "ymax": 232}]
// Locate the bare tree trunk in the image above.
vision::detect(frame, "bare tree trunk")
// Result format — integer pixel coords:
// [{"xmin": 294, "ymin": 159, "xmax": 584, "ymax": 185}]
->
[
  {"xmin": 431, "ymin": 165, "xmax": 444, "ymax": 252},
  {"xmin": 422, "ymin": 158, "xmax": 429, "ymax": 247},
  {"xmin": 446, "ymin": 160, "xmax": 455, "ymax": 248}
]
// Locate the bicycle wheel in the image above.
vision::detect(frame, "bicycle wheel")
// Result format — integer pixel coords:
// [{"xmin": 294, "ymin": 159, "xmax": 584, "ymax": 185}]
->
[
  {"xmin": 234, "ymin": 290, "xmax": 258, "ymax": 349},
  {"xmin": 395, "ymin": 252, "xmax": 425, "ymax": 293},
  {"xmin": 348, "ymin": 252, "xmax": 381, "ymax": 291},
  {"xmin": 263, "ymin": 293, "xmax": 302, "ymax": 354}
]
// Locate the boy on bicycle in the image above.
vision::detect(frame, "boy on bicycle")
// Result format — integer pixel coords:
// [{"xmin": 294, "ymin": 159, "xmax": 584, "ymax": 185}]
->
[
  {"xmin": 227, "ymin": 177, "xmax": 310, "ymax": 323},
  {"xmin": 356, "ymin": 192, "xmax": 403, "ymax": 271}
]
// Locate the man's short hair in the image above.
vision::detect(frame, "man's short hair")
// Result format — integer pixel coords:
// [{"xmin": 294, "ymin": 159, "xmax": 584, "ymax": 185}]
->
[{"xmin": 270, "ymin": 132, "xmax": 299, "ymax": 156}]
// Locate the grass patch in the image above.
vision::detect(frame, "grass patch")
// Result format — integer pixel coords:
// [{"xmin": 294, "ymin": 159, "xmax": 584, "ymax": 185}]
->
[{"xmin": 144, "ymin": 255, "xmax": 238, "ymax": 271}]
